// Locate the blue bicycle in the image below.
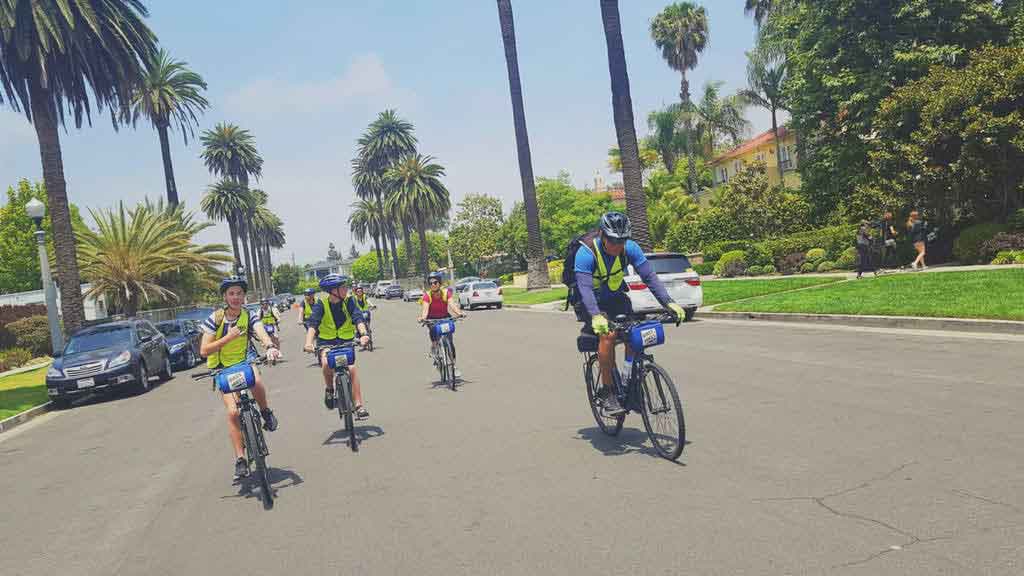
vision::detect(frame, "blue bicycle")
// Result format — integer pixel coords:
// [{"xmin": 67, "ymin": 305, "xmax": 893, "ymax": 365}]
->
[{"xmin": 578, "ymin": 312, "xmax": 685, "ymax": 461}]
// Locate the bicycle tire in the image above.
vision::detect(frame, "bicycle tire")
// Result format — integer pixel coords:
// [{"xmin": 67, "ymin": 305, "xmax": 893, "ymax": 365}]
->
[
  {"xmin": 584, "ymin": 354, "xmax": 624, "ymax": 436},
  {"xmin": 336, "ymin": 371, "xmax": 358, "ymax": 452},
  {"xmin": 443, "ymin": 336, "xmax": 457, "ymax": 391},
  {"xmin": 241, "ymin": 408, "xmax": 274, "ymax": 507},
  {"xmin": 637, "ymin": 361, "xmax": 685, "ymax": 461}
]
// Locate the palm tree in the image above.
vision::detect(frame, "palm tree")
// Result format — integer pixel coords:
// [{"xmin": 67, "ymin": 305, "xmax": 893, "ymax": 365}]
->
[
  {"xmin": 645, "ymin": 104, "xmax": 688, "ymax": 173},
  {"xmin": 200, "ymin": 180, "xmax": 253, "ymax": 273},
  {"xmin": 131, "ymin": 49, "xmax": 208, "ymax": 206},
  {"xmin": 650, "ymin": 2, "xmax": 709, "ymax": 196},
  {"xmin": 694, "ymin": 82, "xmax": 750, "ymax": 157},
  {"xmin": 600, "ymin": 0, "xmax": 652, "ymax": 250},
  {"xmin": 0, "ymin": 0, "xmax": 158, "ymax": 334},
  {"xmin": 75, "ymin": 202, "xmax": 232, "ymax": 316},
  {"xmin": 352, "ymin": 154, "xmax": 389, "ymax": 278},
  {"xmin": 384, "ymin": 154, "xmax": 451, "ymax": 279},
  {"xmin": 497, "ymin": 0, "xmax": 550, "ymax": 289},
  {"xmin": 740, "ymin": 51, "xmax": 789, "ymax": 180},
  {"xmin": 744, "ymin": 0, "xmax": 776, "ymax": 26},
  {"xmin": 252, "ymin": 203, "xmax": 283, "ymax": 297},
  {"xmin": 349, "ymin": 199, "xmax": 386, "ymax": 281}
]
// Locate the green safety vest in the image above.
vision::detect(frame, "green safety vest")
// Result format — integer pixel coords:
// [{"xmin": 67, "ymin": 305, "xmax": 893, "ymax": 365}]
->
[
  {"xmin": 354, "ymin": 295, "xmax": 369, "ymax": 311},
  {"xmin": 261, "ymin": 308, "xmax": 277, "ymax": 325},
  {"xmin": 303, "ymin": 299, "xmax": 314, "ymax": 320},
  {"xmin": 208, "ymin": 308, "xmax": 250, "ymax": 369},
  {"xmin": 585, "ymin": 236, "xmax": 626, "ymax": 292},
  {"xmin": 318, "ymin": 297, "xmax": 356, "ymax": 340}
]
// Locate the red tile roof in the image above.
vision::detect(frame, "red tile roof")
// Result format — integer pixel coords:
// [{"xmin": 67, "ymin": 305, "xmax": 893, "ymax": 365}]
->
[{"xmin": 711, "ymin": 127, "xmax": 790, "ymax": 164}]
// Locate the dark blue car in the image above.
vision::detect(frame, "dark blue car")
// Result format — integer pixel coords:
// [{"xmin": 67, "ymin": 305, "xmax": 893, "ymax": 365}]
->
[
  {"xmin": 155, "ymin": 319, "xmax": 202, "ymax": 369},
  {"xmin": 175, "ymin": 306, "xmax": 216, "ymax": 323}
]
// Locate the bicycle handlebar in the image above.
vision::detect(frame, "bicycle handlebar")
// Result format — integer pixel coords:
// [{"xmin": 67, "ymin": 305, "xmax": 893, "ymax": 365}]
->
[
  {"xmin": 418, "ymin": 316, "xmax": 465, "ymax": 326},
  {"xmin": 608, "ymin": 311, "xmax": 680, "ymax": 331}
]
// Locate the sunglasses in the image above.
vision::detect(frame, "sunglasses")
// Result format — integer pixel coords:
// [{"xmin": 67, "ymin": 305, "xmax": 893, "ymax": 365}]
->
[
  {"xmin": 605, "ymin": 237, "xmax": 626, "ymax": 246},
  {"xmin": 429, "ymin": 280, "xmax": 440, "ymax": 285}
]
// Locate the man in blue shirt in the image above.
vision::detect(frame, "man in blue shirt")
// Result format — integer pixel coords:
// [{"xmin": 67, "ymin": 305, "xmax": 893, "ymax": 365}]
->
[{"xmin": 575, "ymin": 212, "xmax": 685, "ymax": 415}]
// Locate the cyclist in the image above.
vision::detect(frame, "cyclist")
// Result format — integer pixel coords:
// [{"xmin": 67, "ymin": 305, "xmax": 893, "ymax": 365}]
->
[
  {"xmin": 299, "ymin": 288, "xmax": 316, "ymax": 329},
  {"xmin": 259, "ymin": 299, "xmax": 282, "ymax": 349},
  {"xmin": 302, "ymin": 274, "xmax": 371, "ymax": 417},
  {"xmin": 417, "ymin": 272, "xmax": 464, "ymax": 376},
  {"xmin": 199, "ymin": 276, "xmax": 282, "ymax": 480},
  {"xmin": 574, "ymin": 212, "xmax": 685, "ymax": 416},
  {"xmin": 352, "ymin": 285, "xmax": 375, "ymax": 350}
]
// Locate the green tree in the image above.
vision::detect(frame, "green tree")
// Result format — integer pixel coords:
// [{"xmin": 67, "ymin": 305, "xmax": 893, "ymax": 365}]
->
[
  {"xmin": 349, "ymin": 197, "xmax": 388, "ymax": 278},
  {"xmin": 272, "ymin": 264, "xmax": 303, "ymax": 295},
  {"xmin": 650, "ymin": 1, "xmax": 709, "ymax": 196},
  {"xmin": 252, "ymin": 202, "xmax": 284, "ymax": 297},
  {"xmin": 384, "ymin": 154, "xmax": 451, "ymax": 280},
  {"xmin": 76, "ymin": 202, "xmax": 232, "ymax": 316},
  {"xmin": 351, "ymin": 251, "xmax": 381, "ymax": 283},
  {"xmin": 0, "ymin": 0, "xmax": 158, "ymax": 333},
  {"xmin": 644, "ymin": 104, "xmax": 690, "ymax": 173},
  {"xmin": 744, "ymin": 0, "xmax": 777, "ymax": 26},
  {"xmin": 740, "ymin": 50, "xmax": 788, "ymax": 179},
  {"xmin": 498, "ymin": 202, "xmax": 529, "ymax": 270},
  {"xmin": 709, "ymin": 161, "xmax": 811, "ymax": 239},
  {"xmin": 131, "ymin": 49, "xmax": 208, "ymax": 206},
  {"xmin": 0, "ymin": 180, "xmax": 84, "ymax": 294},
  {"xmin": 201, "ymin": 180, "xmax": 253, "ymax": 275},
  {"xmin": 449, "ymin": 194, "xmax": 504, "ymax": 270},
  {"xmin": 693, "ymin": 81, "xmax": 750, "ymax": 158}
]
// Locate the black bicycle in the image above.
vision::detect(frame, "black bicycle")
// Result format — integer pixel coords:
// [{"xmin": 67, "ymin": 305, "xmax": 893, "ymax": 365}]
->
[
  {"xmin": 420, "ymin": 317, "xmax": 462, "ymax": 391},
  {"xmin": 578, "ymin": 312, "xmax": 686, "ymax": 461},
  {"xmin": 361, "ymin": 308, "xmax": 375, "ymax": 352},
  {"xmin": 193, "ymin": 361, "xmax": 274, "ymax": 507},
  {"xmin": 316, "ymin": 344, "xmax": 359, "ymax": 452}
]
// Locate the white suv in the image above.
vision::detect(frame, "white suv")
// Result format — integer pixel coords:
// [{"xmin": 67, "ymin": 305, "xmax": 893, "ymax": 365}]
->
[{"xmin": 625, "ymin": 252, "xmax": 702, "ymax": 321}]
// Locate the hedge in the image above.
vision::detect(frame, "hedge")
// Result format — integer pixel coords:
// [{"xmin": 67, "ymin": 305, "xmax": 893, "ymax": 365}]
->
[
  {"xmin": 9, "ymin": 316, "xmax": 51, "ymax": 357},
  {"xmin": 0, "ymin": 304, "xmax": 47, "ymax": 350},
  {"xmin": 714, "ymin": 250, "xmax": 747, "ymax": 278},
  {"xmin": 953, "ymin": 223, "xmax": 1008, "ymax": 264}
]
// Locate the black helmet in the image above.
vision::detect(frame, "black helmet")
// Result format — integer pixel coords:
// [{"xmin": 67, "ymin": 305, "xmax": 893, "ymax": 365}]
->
[
  {"xmin": 319, "ymin": 273, "xmax": 350, "ymax": 291},
  {"xmin": 304, "ymin": 288, "xmax": 316, "ymax": 296},
  {"xmin": 427, "ymin": 272, "xmax": 443, "ymax": 283},
  {"xmin": 220, "ymin": 276, "xmax": 248, "ymax": 294},
  {"xmin": 599, "ymin": 212, "xmax": 631, "ymax": 240}
]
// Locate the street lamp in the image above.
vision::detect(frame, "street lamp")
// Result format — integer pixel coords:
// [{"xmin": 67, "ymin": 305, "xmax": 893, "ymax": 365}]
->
[{"xmin": 25, "ymin": 198, "xmax": 64, "ymax": 354}]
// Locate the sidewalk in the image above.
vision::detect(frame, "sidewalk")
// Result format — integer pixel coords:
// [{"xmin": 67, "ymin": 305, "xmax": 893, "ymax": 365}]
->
[{"xmin": 702, "ymin": 262, "xmax": 1024, "ymax": 281}]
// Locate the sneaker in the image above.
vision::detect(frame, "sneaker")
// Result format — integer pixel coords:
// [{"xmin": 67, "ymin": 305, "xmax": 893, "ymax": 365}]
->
[
  {"xmin": 603, "ymin": 394, "xmax": 626, "ymax": 416},
  {"xmin": 234, "ymin": 457, "xmax": 249, "ymax": 480},
  {"xmin": 261, "ymin": 409, "xmax": 278, "ymax": 432},
  {"xmin": 355, "ymin": 405, "xmax": 369, "ymax": 419},
  {"xmin": 324, "ymin": 388, "xmax": 336, "ymax": 410},
  {"xmin": 454, "ymin": 367, "xmax": 462, "ymax": 380}
]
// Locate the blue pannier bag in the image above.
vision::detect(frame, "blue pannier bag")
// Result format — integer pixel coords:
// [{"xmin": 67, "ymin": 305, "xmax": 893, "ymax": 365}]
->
[
  {"xmin": 215, "ymin": 362, "xmax": 256, "ymax": 394},
  {"xmin": 432, "ymin": 320, "xmax": 456, "ymax": 337},
  {"xmin": 628, "ymin": 321, "xmax": 665, "ymax": 351},
  {"xmin": 326, "ymin": 346, "xmax": 356, "ymax": 369}
]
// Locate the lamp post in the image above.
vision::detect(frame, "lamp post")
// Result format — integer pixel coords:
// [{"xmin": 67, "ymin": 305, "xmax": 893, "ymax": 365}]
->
[{"xmin": 25, "ymin": 198, "xmax": 64, "ymax": 353}]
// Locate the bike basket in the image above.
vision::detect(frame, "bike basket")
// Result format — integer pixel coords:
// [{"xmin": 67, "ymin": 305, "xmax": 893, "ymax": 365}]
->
[
  {"xmin": 215, "ymin": 363, "xmax": 256, "ymax": 394},
  {"xmin": 576, "ymin": 334, "xmax": 599, "ymax": 353},
  {"xmin": 628, "ymin": 321, "xmax": 665, "ymax": 351},
  {"xmin": 432, "ymin": 320, "xmax": 456, "ymax": 337},
  {"xmin": 325, "ymin": 346, "xmax": 356, "ymax": 369}
]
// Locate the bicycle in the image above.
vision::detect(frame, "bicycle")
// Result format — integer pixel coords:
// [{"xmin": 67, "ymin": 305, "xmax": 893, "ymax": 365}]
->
[
  {"xmin": 315, "ymin": 344, "xmax": 359, "ymax": 452},
  {"xmin": 193, "ymin": 360, "xmax": 275, "ymax": 508},
  {"xmin": 361, "ymin": 308, "xmax": 375, "ymax": 352},
  {"xmin": 420, "ymin": 317, "xmax": 462, "ymax": 391},
  {"xmin": 578, "ymin": 311, "xmax": 686, "ymax": 461}
]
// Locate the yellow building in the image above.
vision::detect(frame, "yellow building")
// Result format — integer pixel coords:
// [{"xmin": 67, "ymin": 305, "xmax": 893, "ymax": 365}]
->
[{"xmin": 709, "ymin": 127, "xmax": 801, "ymax": 189}]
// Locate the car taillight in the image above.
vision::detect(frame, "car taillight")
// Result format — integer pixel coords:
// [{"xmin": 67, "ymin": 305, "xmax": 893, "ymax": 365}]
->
[
  {"xmin": 473, "ymin": 291, "xmax": 479, "ymax": 297},
  {"xmin": 628, "ymin": 282, "xmax": 647, "ymax": 291},
  {"xmin": 498, "ymin": 288, "xmax": 502, "ymax": 295},
  {"xmin": 685, "ymin": 279, "xmax": 701, "ymax": 287}
]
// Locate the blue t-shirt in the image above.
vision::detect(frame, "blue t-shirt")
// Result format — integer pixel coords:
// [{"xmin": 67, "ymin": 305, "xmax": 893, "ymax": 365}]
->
[{"xmin": 574, "ymin": 238, "xmax": 647, "ymax": 300}]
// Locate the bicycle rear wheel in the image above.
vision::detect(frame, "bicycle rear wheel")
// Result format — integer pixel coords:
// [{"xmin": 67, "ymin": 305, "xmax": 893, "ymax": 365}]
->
[
  {"xmin": 443, "ymin": 336, "xmax": 457, "ymax": 391},
  {"xmin": 585, "ymin": 354, "xmax": 624, "ymax": 436},
  {"xmin": 336, "ymin": 371, "xmax": 358, "ymax": 452},
  {"xmin": 242, "ymin": 409, "xmax": 274, "ymax": 508},
  {"xmin": 637, "ymin": 361, "xmax": 685, "ymax": 461}
]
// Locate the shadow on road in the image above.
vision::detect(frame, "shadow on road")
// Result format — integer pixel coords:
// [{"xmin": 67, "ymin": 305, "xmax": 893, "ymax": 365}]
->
[
  {"xmin": 576, "ymin": 427, "xmax": 687, "ymax": 466},
  {"xmin": 323, "ymin": 424, "xmax": 385, "ymax": 447},
  {"xmin": 227, "ymin": 466, "xmax": 304, "ymax": 506},
  {"xmin": 429, "ymin": 377, "xmax": 472, "ymax": 390}
]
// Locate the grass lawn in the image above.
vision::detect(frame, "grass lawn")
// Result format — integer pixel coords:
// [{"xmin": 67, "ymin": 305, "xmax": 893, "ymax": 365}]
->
[
  {"xmin": 503, "ymin": 286, "xmax": 569, "ymax": 306},
  {"xmin": 0, "ymin": 365, "xmax": 49, "ymax": 421},
  {"xmin": 715, "ymin": 269, "xmax": 1024, "ymax": 320},
  {"xmin": 702, "ymin": 276, "xmax": 844, "ymax": 306}
]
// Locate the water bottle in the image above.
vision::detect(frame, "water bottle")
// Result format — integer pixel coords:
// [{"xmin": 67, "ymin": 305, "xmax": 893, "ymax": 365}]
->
[{"xmin": 620, "ymin": 353, "xmax": 633, "ymax": 386}]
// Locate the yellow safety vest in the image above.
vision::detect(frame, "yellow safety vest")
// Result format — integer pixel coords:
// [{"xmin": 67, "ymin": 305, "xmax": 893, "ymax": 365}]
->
[
  {"xmin": 303, "ymin": 299, "xmax": 314, "ymax": 320},
  {"xmin": 354, "ymin": 295, "xmax": 369, "ymax": 311},
  {"xmin": 261, "ymin": 308, "xmax": 277, "ymax": 325},
  {"xmin": 586, "ymin": 237, "xmax": 626, "ymax": 292},
  {"xmin": 208, "ymin": 308, "xmax": 250, "ymax": 369},
  {"xmin": 318, "ymin": 297, "xmax": 356, "ymax": 340}
]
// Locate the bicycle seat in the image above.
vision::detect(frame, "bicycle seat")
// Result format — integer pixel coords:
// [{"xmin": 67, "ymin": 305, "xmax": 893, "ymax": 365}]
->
[
  {"xmin": 613, "ymin": 314, "xmax": 629, "ymax": 323},
  {"xmin": 577, "ymin": 333, "xmax": 599, "ymax": 353}
]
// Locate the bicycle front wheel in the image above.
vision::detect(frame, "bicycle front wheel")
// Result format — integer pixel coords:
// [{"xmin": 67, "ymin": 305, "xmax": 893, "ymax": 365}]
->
[
  {"xmin": 637, "ymin": 361, "xmax": 685, "ymax": 461},
  {"xmin": 443, "ymin": 336, "xmax": 457, "ymax": 391},
  {"xmin": 585, "ymin": 354, "xmax": 624, "ymax": 436},
  {"xmin": 242, "ymin": 409, "xmax": 274, "ymax": 508},
  {"xmin": 336, "ymin": 371, "xmax": 357, "ymax": 452}
]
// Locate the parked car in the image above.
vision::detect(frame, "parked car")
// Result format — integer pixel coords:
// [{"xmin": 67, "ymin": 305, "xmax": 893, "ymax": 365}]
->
[
  {"xmin": 403, "ymin": 287, "xmax": 424, "ymax": 302},
  {"xmin": 155, "ymin": 319, "xmax": 202, "ymax": 369},
  {"xmin": 175, "ymin": 306, "xmax": 215, "ymax": 322},
  {"xmin": 459, "ymin": 281, "xmax": 503, "ymax": 310},
  {"xmin": 455, "ymin": 276, "xmax": 481, "ymax": 286},
  {"xmin": 373, "ymin": 280, "xmax": 393, "ymax": 297},
  {"xmin": 46, "ymin": 320, "xmax": 173, "ymax": 408},
  {"xmin": 383, "ymin": 284, "xmax": 404, "ymax": 300},
  {"xmin": 624, "ymin": 252, "xmax": 702, "ymax": 321}
]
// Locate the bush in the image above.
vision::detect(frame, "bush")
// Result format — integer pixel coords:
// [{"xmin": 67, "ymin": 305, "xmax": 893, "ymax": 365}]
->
[
  {"xmin": 806, "ymin": 248, "xmax": 827, "ymax": 264},
  {"xmin": 817, "ymin": 260, "xmax": 836, "ymax": 272},
  {"xmin": 800, "ymin": 262, "xmax": 816, "ymax": 273},
  {"xmin": 953, "ymin": 223, "xmax": 1008, "ymax": 264},
  {"xmin": 8, "ymin": 315, "xmax": 52, "ymax": 357},
  {"xmin": 1011, "ymin": 209, "xmax": 1024, "ymax": 231},
  {"xmin": 762, "ymin": 264, "xmax": 777, "ymax": 275},
  {"xmin": 777, "ymin": 252, "xmax": 807, "ymax": 275},
  {"xmin": 693, "ymin": 262, "xmax": 714, "ymax": 276},
  {"xmin": 980, "ymin": 232, "xmax": 1024, "ymax": 261},
  {"xmin": 0, "ymin": 304, "xmax": 47, "ymax": 350},
  {"xmin": 703, "ymin": 240, "xmax": 754, "ymax": 263},
  {"xmin": 991, "ymin": 250, "xmax": 1024, "ymax": 265},
  {"xmin": 836, "ymin": 247, "xmax": 858, "ymax": 269},
  {"xmin": 0, "ymin": 347, "xmax": 33, "ymax": 372},
  {"xmin": 746, "ymin": 265, "xmax": 764, "ymax": 276},
  {"xmin": 547, "ymin": 260, "xmax": 563, "ymax": 284},
  {"xmin": 760, "ymin": 225, "xmax": 857, "ymax": 261},
  {"xmin": 713, "ymin": 250, "xmax": 747, "ymax": 278},
  {"xmin": 499, "ymin": 273, "xmax": 514, "ymax": 285}
]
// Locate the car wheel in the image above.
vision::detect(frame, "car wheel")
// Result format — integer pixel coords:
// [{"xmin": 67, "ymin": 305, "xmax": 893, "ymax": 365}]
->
[
  {"xmin": 136, "ymin": 363, "xmax": 150, "ymax": 394},
  {"xmin": 496, "ymin": 303, "xmax": 503, "ymax": 309},
  {"xmin": 50, "ymin": 397, "xmax": 70, "ymax": 410},
  {"xmin": 159, "ymin": 353, "xmax": 173, "ymax": 381}
]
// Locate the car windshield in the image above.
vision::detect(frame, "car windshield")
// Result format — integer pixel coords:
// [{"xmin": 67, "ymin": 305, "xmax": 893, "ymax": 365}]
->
[
  {"xmin": 155, "ymin": 322, "xmax": 183, "ymax": 337},
  {"xmin": 65, "ymin": 326, "xmax": 132, "ymax": 354},
  {"xmin": 473, "ymin": 282, "xmax": 497, "ymax": 290},
  {"xmin": 647, "ymin": 255, "xmax": 692, "ymax": 275}
]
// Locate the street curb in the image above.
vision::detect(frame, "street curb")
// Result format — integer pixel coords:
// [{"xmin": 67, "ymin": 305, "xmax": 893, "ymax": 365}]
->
[
  {"xmin": 703, "ymin": 311, "xmax": 1024, "ymax": 335},
  {"xmin": 0, "ymin": 401, "xmax": 52, "ymax": 435},
  {"xmin": 0, "ymin": 360, "xmax": 52, "ymax": 380}
]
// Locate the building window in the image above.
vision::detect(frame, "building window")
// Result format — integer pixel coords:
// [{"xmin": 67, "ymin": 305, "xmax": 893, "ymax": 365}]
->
[{"xmin": 780, "ymin": 146, "xmax": 793, "ymax": 172}]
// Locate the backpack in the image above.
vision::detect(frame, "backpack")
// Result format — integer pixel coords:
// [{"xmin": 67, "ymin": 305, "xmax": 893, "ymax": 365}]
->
[{"xmin": 561, "ymin": 230, "xmax": 628, "ymax": 316}]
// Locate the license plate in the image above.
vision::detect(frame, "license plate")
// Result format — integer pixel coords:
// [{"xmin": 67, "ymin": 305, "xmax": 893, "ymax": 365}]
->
[{"xmin": 77, "ymin": 378, "xmax": 95, "ymax": 389}]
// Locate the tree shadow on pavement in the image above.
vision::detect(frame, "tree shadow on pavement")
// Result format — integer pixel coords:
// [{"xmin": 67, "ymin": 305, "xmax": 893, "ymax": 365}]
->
[
  {"xmin": 323, "ymin": 424, "xmax": 385, "ymax": 448},
  {"xmin": 576, "ymin": 427, "xmax": 687, "ymax": 466}
]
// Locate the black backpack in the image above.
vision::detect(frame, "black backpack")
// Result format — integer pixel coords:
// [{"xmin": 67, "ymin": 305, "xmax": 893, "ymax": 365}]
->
[{"xmin": 562, "ymin": 230, "xmax": 628, "ymax": 314}]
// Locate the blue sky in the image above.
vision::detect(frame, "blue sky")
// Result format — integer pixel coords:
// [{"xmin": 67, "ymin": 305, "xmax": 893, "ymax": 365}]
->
[{"xmin": 1, "ymin": 1, "xmax": 766, "ymax": 264}]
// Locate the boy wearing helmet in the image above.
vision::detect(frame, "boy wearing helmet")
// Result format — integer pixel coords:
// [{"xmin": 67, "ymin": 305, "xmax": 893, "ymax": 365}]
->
[
  {"xmin": 302, "ymin": 274, "xmax": 371, "ymax": 418},
  {"xmin": 299, "ymin": 288, "xmax": 317, "ymax": 329},
  {"xmin": 575, "ymin": 212, "xmax": 685, "ymax": 416},
  {"xmin": 200, "ymin": 276, "xmax": 283, "ymax": 480},
  {"xmin": 259, "ymin": 299, "xmax": 282, "ymax": 349}
]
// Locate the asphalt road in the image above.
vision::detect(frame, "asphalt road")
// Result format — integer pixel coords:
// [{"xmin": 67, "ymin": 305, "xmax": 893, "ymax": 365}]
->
[{"xmin": 2, "ymin": 302, "xmax": 1023, "ymax": 575}]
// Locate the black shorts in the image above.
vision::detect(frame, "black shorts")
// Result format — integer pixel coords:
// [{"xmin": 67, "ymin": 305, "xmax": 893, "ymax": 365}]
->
[{"xmin": 579, "ymin": 291, "xmax": 632, "ymax": 334}]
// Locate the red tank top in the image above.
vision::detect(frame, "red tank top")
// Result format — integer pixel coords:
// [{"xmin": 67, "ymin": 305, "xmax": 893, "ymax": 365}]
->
[{"xmin": 423, "ymin": 288, "xmax": 452, "ymax": 319}]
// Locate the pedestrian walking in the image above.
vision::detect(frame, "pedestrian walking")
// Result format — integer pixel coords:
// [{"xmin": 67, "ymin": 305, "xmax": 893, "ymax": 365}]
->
[
  {"xmin": 908, "ymin": 211, "xmax": 927, "ymax": 270},
  {"xmin": 878, "ymin": 211, "xmax": 899, "ymax": 271},
  {"xmin": 856, "ymin": 220, "xmax": 874, "ymax": 279}
]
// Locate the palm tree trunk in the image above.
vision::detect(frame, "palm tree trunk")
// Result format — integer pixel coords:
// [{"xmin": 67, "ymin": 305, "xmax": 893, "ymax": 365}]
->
[
  {"xmin": 401, "ymin": 220, "xmax": 414, "ymax": 275},
  {"xmin": 156, "ymin": 123, "xmax": 179, "ymax": 206},
  {"xmin": 771, "ymin": 107, "xmax": 783, "ymax": 185},
  {"xmin": 372, "ymin": 232, "xmax": 385, "ymax": 280},
  {"xmin": 227, "ymin": 218, "xmax": 242, "ymax": 274},
  {"xmin": 682, "ymin": 76, "xmax": 697, "ymax": 197},
  {"xmin": 415, "ymin": 211, "xmax": 431, "ymax": 281},
  {"xmin": 600, "ymin": 0, "xmax": 652, "ymax": 251},
  {"xmin": 386, "ymin": 225, "xmax": 400, "ymax": 280},
  {"xmin": 29, "ymin": 79, "xmax": 86, "ymax": 334},
  {"xmin": 498, "ymin": 0, "xmax": 551, "ymax": 290},
  {"xmin": 237, "ymin": 218, "xmax": 255, "ymax": 296}
]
